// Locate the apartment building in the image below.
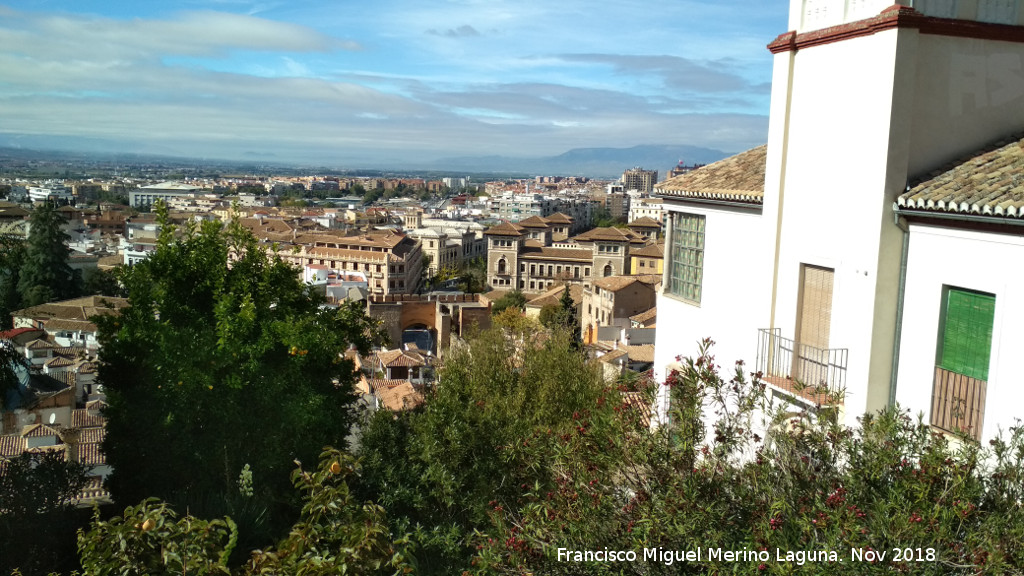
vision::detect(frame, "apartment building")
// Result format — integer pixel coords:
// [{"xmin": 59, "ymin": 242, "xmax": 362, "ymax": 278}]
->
[{"xmin": 485, "ymin": 217, "xmax": 647, "ymax": 293}]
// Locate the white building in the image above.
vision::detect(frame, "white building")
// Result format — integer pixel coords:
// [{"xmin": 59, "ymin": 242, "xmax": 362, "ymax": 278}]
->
[{"xmin": 653, "ymin": 0, "xmax": 1024, "ymax": 444}]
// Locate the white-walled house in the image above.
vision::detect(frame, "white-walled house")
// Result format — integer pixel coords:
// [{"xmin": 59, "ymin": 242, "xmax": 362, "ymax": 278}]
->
[{"xmin": 653, "ymin": 0, "xmax": 1024, "ymax": 444}]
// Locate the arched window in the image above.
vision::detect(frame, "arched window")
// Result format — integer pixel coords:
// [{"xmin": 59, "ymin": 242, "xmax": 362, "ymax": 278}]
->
[
  {"xmin": 498, "ymin": 257, "xmax": 507, "ymax": 275},
  {"xmin": 603, "ymin": 264, "xmax": 613, "ymax": 277}
]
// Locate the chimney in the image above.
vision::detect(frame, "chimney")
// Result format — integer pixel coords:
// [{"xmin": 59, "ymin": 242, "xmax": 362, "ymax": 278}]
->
[{"xmin": 58, "ymin": 427, "xmax": 82, "ymax": 464}]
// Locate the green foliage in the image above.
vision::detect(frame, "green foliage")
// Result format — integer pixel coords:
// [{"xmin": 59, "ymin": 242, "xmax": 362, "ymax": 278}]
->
[
  {"xmin": 472, "ymin": 341, "xmax": 1024, "ymax": 575},
  {"xmin": 81, "ymin": 266, "xmax": 126, "ymax": 297},
  {"xmin": 95, "ymin": 202, "xmax": 374, "ymax": 549},
  {"xmin": 0, "ymin": 234, "xmax": 24, "ymax": 329},
  {"xmin": 245, "ymin": 449, "xmax": 413, "ymax": 575},
  {"xmin": 74, "ymin": 450, "xmax": 409, "ymax": 576},
  {"xmin": 78, "ymin": 499, "xmax": 238, "ymax": 576},
  {"xmin": 539, "ymin": 287, "xmax": 581, "ymax": 349},
  {"xmin": 17, "ymin": 202, "xmax": 78, "ymax": 306},
  {"xmin": 490, "ymin": 289, "xmax": 526, "ymax": 315},
  {"xmin": 356, "ymin": 327, "xmax": 608, "ymax": 573},
  {"xmin": 457, "ymin": 257, "xmax": 488, "ymax": 294},
  {"xmin": 0, "ymin": 451, "xmax": 91, "ymax": 576}
]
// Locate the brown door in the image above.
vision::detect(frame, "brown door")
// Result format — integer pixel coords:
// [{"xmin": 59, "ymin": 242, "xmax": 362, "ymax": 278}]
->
[{"xmin": 794, "ymin": 264, "xmax": 834, "ymax": 385}]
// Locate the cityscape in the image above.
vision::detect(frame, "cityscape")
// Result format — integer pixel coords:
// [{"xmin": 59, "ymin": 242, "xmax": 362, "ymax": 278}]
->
[{"xmin": 3, "ymin": 0, "xmax": 1024, "ymax": 574}]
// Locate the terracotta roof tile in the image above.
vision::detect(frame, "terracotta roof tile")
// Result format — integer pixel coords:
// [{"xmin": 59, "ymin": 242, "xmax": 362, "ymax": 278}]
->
[
  {"xmin": 484, "ymin": 222, "xmax": 525, "ymax": 236},
  {"xmin": 517, "ymin": 215, "xmax": 551, "ymax": 229},
  {"xmin": 630, "ymin": 307, "xmax": 657, "ymax": 325},
  {"xmin": 594, "ymin": 275, "xmax": 643, "ymax": 292},
  {"xmin": 526, "ymin": 284, "xmax": 584, "ymax": 309},
  {"xmin": 656, "ymin": 145, "xmax": 766, "ymax": 204},
  {"xmin": 543, "ymin": 212, "xmax": 573, "ymax": 224},
  {"xmin": 573, "ymin": 227, "xmax": 644, "ymax": 243},
  {"xmin": 78, "ymin": 442, "xmax": 106, "ymax": 466},
  {"xmin": 628, "ymin": 216, "xmax": 662, "ymax": 229},
  {"xmin": 630, "ymin": 242, "xmax": 665, "ymax": 258},
  {"xmin": 621, "ymin": 391, "xmax": 652, "ymax": 428},
  {"xmin": 0, "ymin": 435, "xmax": 26, "ymax": 458},
  {"xmin": 367, "ymin": 378, "xmax": 409, "ymax": 394},
  {"xmin": 376, "ymin": 381, "xmax": 425, "ymax": 411},
  {"xmin": 72, "ymin": 407, "xmax": 106, "ymax": 428},
  {"xmin": 376, "ymin": 349, "xmax": 426, "ymax": 368},
  {"xmin": 898, "ymin": 134, "xmax": 1024, "ymax": 218}
]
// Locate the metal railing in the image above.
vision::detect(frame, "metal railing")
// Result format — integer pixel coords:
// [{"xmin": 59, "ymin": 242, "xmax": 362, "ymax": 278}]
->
[
  {"xmin": 756, "ymin": 328, "xmax": 848, "ymax": 394},
  {"xmin": 931, "ymin": 366, "xmax": 986, "ymax": 440}
]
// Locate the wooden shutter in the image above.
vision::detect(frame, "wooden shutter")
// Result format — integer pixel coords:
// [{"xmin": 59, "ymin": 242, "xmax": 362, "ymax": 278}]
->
[
  {"xmin": 940, "ymin": 288, "xmax": 994, "ymax": 381},
  {"xmin": 796, "ymin": 264, "xmax": 834, "ymax": 350}
]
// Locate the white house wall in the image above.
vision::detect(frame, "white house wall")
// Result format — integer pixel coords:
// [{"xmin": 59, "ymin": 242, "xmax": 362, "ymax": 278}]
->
[
  {"xmin": 767, "ymin": 29, "xmax": 906, "ymax": 424},
  {"xmin": 895, "ymin": 223, "xmax": 1024, "ymax": 445},
  {"xmin": 653, "ymin": 204, "xmax": 772, "ymax": 385},
  {"xmin": 906, "ymin": 34, "xmax": 1024, "ymax": 178}
]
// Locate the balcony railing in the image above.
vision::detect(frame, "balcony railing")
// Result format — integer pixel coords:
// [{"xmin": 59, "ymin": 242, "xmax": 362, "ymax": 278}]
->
[
  {"xmin": 931, "ymin": 366, "xmax": 986, "ymax": 440},
  {"xmin": 756, "ymin": 328, "xmax": 848, "ymax": 404}
]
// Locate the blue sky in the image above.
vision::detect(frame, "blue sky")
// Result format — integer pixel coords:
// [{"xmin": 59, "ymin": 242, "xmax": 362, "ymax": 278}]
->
[{"xmin": 0, "ymin": 0, "xmax": 789, "ymax": 167}]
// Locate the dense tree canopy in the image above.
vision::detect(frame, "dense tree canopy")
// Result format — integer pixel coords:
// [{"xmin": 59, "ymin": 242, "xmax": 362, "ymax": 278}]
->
[
  {"xmin": 17, "ymin": 202, "xmax": 78, "ymax": 307},
  {"xmin": 95, "ymin": 205, "xmax": 375, "ymax": 545}
]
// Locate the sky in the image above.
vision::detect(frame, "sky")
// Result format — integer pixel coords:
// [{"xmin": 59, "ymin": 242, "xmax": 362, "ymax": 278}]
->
[{"xmin": 0, "ymin": 0, "xmax": 790, "ymax": 167}]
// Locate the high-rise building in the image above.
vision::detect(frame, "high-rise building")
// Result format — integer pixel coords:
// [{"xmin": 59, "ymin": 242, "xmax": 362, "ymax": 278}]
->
[{"xmin": 621, "ymin": 167, "xmax": 658, "ymax": 193}]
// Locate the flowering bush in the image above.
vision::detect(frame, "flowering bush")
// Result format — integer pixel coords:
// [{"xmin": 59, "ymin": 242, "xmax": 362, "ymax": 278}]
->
[{"xmin": 472, "ymin": 340, "xmax": 1024, "ymax": 575}]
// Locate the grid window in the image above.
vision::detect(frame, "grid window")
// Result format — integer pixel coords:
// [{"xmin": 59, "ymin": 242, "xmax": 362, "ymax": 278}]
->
[{"xmin": 668, "ymin": 212, "xmax": 705, "ymax": 304}]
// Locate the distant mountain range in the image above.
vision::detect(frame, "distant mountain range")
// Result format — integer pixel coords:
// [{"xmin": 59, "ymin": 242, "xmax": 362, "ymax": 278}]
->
[
  {"xmin": 0, "ymin": 134, "xmax": 736, "ymax": 179},
  {"xmin": 432, "ymin": 144, "xmax": 733, "ymax": 178}
]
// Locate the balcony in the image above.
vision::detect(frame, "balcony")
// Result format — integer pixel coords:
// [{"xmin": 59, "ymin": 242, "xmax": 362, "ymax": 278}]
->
[
  {"xmin": 930, "ymin": 367, "xmax": 986, "ymax": 440},
  {"xmin": 756, "ymin": 328, "xmax": 847, "ymax": 405}
]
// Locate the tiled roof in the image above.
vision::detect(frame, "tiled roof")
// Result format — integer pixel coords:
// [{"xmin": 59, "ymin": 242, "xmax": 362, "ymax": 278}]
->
[
  {"xmin": 73, "ymin": 407, "xmax": 106, "ymax": 428},
  {"xmin": 21, "ymin": 424, "xmax": 59, "ymax": 439},
  {"xmin": 543, "ymin": 212, "xmax": 573, "ymax": 224},
  {"xmin": 376, "ymin": 381, "xmax": 425, "ymax": 411},
  {"xmin": 656, "ymin": 145, "xmax": 766, "ymax": 204},
  {"xmin": 525, "ymin": 284, "xmax": 584, "ymax": 309},
  {"xmin": 376, "ymin": 349, "xmax": 426, "ymax": 368},
  {"xmin": 26, "ymin": 339, "xmax": 57, "ymax": 350},
  {"xmin": 621, "ymin": 344, "xmax": 655, "ymax": 364},
  {"xmin": 517, "ymin": 215, "xmax": 550, "ymax": 229},
  {"xmin": 13, "ymin": 296, "xmax": 128, "ymax": 324},
  {"xmin": 79, "ymin": 442, "xmax": 106, "ymax": 466},
  {"xmin": 630, "ymin": 242, "xmax": 665, "ymax": 259},
  {"xmin": 628, "ymin": 216, "xmax": 662, "ymax": 229},
  {"xmin": 573, "ymin": 227, "xmax": 644, "ymax": 243},
  {"xmin": 43, "ymin": 319, "xmax": 98, "ymax": 333},
  {"xmin": 366, "ymin": 379, "xmax": 409, "ymax": 394},
  {"xmin": 0, "ymin": 435, "xmax": 26, "ymax": 458},
  {"xmin": 597, "ymin": 349, "xmax": 628, "ymax": 363},
  {"xmin": 79, "ymin": 427, "xmax": 105, "ymax": 444},
  {"xmin": 898, "ymin": 134, "xmax": 1024, "ymax": 218},
  {"xmin": 594, "ymin": 275, "xmax": 644, "ymax": 292},
  {"xmin": 484, "ymin": 222, "xmax": 525, "ymax": 236},
  {"xmin": 520, "ymin": 247, "xmax": 592, "ymax": 262},
  {"xmin": 630, "ymin": 307, "xmax": 657, "ymax": 325},
  {"xmin": 621, "ymin": 391, "xmax": 652, "ymax": 428},
  {"xmin": 45, "ymin": 356, "xmax": 75, "ymax": 368}
]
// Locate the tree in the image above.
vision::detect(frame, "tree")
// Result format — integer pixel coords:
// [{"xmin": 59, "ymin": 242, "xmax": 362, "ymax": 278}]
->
[
  {"xmin": 17, "ymin": 202, "xmax": 77, "ymax": 306},
  {"xmin": 82, "ymin": 266, "xmax": 126, "ymax": 297},
  {"xmin": 539, "ymin": 286, "xmax": 581, "ymax": 348},
  {"xmin": 95, "ymin": 204, "xmax": 375, "ymax": 550},
  {"xmin": 75, "ymin": 450, "xmax": 411, "ymax": 575},
  {"xmin": 0, "ymin": 234, "xmax": 25, "ymax": 329},
  {"xmin": 490, "ymin": 289, "xmax": 526, "ymax": 315},
  {"xmin": 356, "ymin": 327, "xmax": 609, "ymax": 573},
  {"xmin": 0, "ymin": 451, "xmax": 91, "ymax": 576}
]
